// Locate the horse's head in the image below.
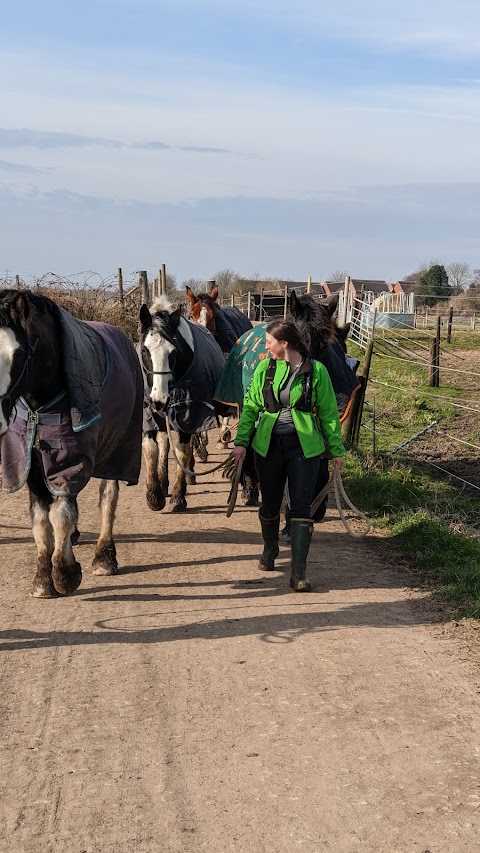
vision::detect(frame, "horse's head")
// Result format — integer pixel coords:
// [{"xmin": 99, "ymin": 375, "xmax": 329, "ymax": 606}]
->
[
  {"xmin": 0, "ymin": 290, "xmax": 40, "ymax": 434},
  {"xmin": 185, "ymin": 285, "xmax": 218, "ymax": 334},
  {"xmin": 288, "ymin": 291, "xmax": 338, "ymax": 359},
  {"xmin": 139, "ymin": 296, "xmax": 194, "ymax": 411}
]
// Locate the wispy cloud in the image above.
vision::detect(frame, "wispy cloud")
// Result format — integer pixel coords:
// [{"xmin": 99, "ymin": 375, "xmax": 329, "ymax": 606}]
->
[
  {"xmin": 0, "ymin": 159, "xmax": 47, "ymax": 174},
  {"xmin": 0, "ymin": 128, "xmax": 239, "ymax": 156}
]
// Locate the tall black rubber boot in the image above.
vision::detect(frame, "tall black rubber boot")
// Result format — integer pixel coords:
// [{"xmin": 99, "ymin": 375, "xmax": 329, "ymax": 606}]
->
[
  {"xmin": 258, "ymin": 513, "xmax": 280, "ymax": 571},
  {"xmin": 290, "ymin": 518, "xmax": 313, "ymax": 592}
]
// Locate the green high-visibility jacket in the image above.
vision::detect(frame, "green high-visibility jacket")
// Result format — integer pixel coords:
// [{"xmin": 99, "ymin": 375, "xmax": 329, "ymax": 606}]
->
[{"xmin": 234, "ymin": 358, "xmax": 345, "ymax": 459}]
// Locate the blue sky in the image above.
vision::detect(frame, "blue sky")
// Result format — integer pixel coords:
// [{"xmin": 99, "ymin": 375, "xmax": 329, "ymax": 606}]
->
[{"xmin": 1, "ymin": 0, "xmax": 479, "ymax": 287}]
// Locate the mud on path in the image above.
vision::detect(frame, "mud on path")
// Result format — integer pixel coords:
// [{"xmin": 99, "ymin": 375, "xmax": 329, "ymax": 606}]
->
[{"xmin": 1, "ymin": 437, "xmax": 480, "ymax": 853}]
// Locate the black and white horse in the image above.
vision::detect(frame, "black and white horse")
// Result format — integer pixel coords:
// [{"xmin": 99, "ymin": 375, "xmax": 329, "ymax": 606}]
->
[
  {"xmin": 139, "ymin": 296, "xmax": 227, "ymax": 512},
  {"xmin": 0, "ymin": 289, "xmax": 143, "ymax": 598}
]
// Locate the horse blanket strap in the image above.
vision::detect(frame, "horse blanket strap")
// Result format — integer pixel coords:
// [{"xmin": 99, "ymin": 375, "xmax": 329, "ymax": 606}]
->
[
  {"xmin": 215, "ymin": 307, "xmax": 252, "ymax": 352},
  {"xmin": 142, "ymin": 321, "xmax": 227, "ymax": 435},
  {"xmin": 1, "ymin": 324, "xmax": 144, "ymax": 496},
  {"xmin": 14, "ymin": 406, "xmax": 63, "ymax": 425}
]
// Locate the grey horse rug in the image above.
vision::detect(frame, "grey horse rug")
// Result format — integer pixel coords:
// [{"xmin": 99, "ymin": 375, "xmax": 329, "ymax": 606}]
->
[
  {"xmin": 142, "ymin": 320, "xmax": 227, "ymax": 435},
  {"xmin": 1, "ymin": 312, "xmax": 144, "ymax": 496}
]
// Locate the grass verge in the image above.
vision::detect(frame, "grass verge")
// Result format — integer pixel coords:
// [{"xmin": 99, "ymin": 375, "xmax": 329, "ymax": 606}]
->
[{"xmin": 343, "ymin": 452, "xmax": 480, "ymax": 617}]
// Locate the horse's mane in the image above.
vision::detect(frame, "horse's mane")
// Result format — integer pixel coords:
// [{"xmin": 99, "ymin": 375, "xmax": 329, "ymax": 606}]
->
[
  {"xmin": 0, "ymin": 289, "xmax": 57, "ymax": 329},
  {"xmin": 287, "ymin": 293, "xmax": 335, "ymax": 355},
  {"xmin": 150, "ymin": 294, "xmax": 173, "ymax": 314}
]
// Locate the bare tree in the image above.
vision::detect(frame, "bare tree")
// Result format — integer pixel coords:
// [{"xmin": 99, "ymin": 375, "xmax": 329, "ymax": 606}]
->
[
  {"xmin": 182, "ymin": 278, "xmax": 203, "ymax": 292},
  {"xmin": 446, "ymin": 262, "xmax": 472, "ymax": 291},
  {"xmin": 327, "ymin": 269, "xmax": 349, "ymax": 282}
]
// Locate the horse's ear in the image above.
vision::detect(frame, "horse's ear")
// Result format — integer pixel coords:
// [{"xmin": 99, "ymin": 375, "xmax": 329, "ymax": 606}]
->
[
  {"xmin": 210, "ymin": 286, "xmax": 219, "ymax": 302},
  {"xmin": 337, "ymin": 322, "xmax": 350, "ymax": 342},
  {"xmin": 288, "ymin": 290, "xmax": 299, "ymax": 316},
  {"xmin": 170, "ymin": 306, "xmax": 182, "ymax": 327},
  {"xmin": 10, "ymin": 291, "xmax": 30, "ymax": 328},
  {"xmin": 139, "ymin": 303, "xmax": 152, "ymax": 329},
  {"xmin": 185, "ymin": 286, "xmax": 197, "ymax": 305},
  {"xmin": 324, "ymin": 292, "xmax": 339, "ymax": 316}
]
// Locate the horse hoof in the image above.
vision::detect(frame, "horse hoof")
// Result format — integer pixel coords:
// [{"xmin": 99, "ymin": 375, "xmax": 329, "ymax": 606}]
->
[
  {"xmin": 92, "ymin": 563, "xmax": 118, "ymax": 576},
  {"xmin": 186, "ymin": 474, "xmax": 196, "ymax": 486},
  {"xmin": 241, "ymin": 491, "xmax": 259, "ymax": 507},
  {"xmin": 292, "ymin": 579, "xmax": 312, "ymax": 592},
  {"xmin": 146, "ymin": 487, "xmax": 166, "ymax": 512},
  {"xmin": 170, "ymin": 500, "xmax": 187, "ymax": 513},
  {"xmin": 70, "ymin": 527, "xmax": 81, "ymax": 546},
  {"xmin": 92, "ymin": 543, "xmax": 118, "ymax": 576},
  {"xmin": 280, "ymin": 532, "xmax": 291, "ymax": 546},
  {"xmin": 31, "ymin": 578, "xmax": 60, "ymax": 599},
  {"xmin": 52, "ymin": 561, "xmax": 82, "ymax": 595}
]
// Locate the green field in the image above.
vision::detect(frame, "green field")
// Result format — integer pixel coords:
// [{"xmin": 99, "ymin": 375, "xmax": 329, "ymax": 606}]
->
[{"xmin": 343, "ymin": 330, "xmax": 480, "ymax": 616}]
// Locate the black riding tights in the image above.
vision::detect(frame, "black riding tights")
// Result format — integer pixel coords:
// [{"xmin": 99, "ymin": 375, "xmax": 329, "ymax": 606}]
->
[{"xmin": 254, "ymin": 433, "xmax": 321, "ymax": 520}]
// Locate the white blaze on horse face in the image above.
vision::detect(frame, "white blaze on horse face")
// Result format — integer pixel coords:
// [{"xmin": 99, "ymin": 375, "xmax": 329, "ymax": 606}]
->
[
  {"xmin": 144, "ymin": 328, "xmax": 175, "ymax": 405},
  {"xmin": 0, "ymin": 327, "xmax": 20, "ymax": 435},
  {"xmin": 199, "ymin": 306, "xmax": 208, "ymax": 327}
]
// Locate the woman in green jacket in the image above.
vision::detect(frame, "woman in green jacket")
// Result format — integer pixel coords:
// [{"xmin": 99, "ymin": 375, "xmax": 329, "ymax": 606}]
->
[{"xmin": 231, "ymin": 319, "xmax": 345, "ymax": 592}]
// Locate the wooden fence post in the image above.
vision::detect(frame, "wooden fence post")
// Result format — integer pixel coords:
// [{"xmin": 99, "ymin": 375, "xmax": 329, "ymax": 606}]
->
[
  {"xmin": 447, "ymin": 306, "xmax": 453, "ymax": 343},
  {"xmin": 117, "ymin": 267, "xmax": 125, "ymax": 314},
  {"xmin": 259, "ymin": 288, "xmax": 264, "ymax": 320},
  {"xmin": 283, "ymin": 285, "xmax": 288, "ymax": 319},
  {"xmin": 161, "ymin": 264, "xmax": 167, "ymax": 295},
  {"xmin": 341, "ymin": 276, "xmax": 350, "ymax": 326},
  {"xmin": 15, "ymin": 274, "xmax": 20, "ymax": 288},
  {"xmin": 472, "ymin": 312, "xmax": 477, "ymax": 331},
  {"xmin": 307, "ymin": 276, "xmax": 312, "ymax": 294},
  {"xmin": 247, "ymin": 291, "xmax": 252, "ymax": 320},
  {"xmin": 139, "ymin": 270, "xmax": 149, "ymax": 304}
]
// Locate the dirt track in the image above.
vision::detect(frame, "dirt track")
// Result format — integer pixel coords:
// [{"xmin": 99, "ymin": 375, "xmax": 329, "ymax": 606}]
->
[{"xmin": 1, "ymin": 439, "xmax": 480, "ymax": 853}]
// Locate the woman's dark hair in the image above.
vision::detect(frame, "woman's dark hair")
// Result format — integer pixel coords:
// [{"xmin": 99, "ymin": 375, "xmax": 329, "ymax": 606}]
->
[{"xmin": 266, "ymin": 319, "xmax": 308, "ymax": 357}]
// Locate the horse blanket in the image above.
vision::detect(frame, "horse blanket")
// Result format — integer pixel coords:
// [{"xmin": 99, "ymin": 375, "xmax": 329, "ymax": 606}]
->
[
  {"xmin": 214, "ymin": 324, "xmax": 360, "ymax": 421},
  {"xmin": 1, "ymin": 319, "xmax": 144, "ymax": 496},
  {"xmin": 214, "ymin": 306, "xmax": 252, "ymax": 352},
  {"xmin": 142, "ymin": 321, "xmax": 228, "ymax": 435}
]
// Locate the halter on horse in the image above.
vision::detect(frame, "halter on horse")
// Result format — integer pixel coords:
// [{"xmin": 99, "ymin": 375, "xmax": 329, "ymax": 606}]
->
[
  {"xmin": 0, "ymin": 289, "xmax": 143, "ymax": 598},
  {"xmin": 138, "ymin": 296, "xmax": 226, "ymax": 512}
]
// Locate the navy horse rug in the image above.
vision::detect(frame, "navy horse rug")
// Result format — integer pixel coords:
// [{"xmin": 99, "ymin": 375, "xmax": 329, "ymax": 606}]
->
[{"xmin": 1, "ymin": 306, "xmax": 144, "ymax": 496}]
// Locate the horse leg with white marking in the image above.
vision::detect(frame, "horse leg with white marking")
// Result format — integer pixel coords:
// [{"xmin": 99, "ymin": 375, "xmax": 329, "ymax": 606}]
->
[
  {"xmin": 143, "ymin": 430, "xmax": 167, "ymax": 512},
  {"xmin": 49, "ymin": 496, "xmax": 82, "ymax": 596},
  {"xmin": 170, "ymin": 430, "xmax": 193, "ymax": 512},
  {"xmin": 92, "ymin": 479, "xmax": 119, "ymax": 576},
  {"xmin": 30, "ymin": 491, "xmax": 56, "ymax": 598},
  {"xmin": 217, "ymin": 415, "xmax": 232, "ymax": 448}
]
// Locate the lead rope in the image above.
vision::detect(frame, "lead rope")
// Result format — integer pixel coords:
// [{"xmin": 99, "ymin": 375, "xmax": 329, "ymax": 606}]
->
[
  {"xmin": 332, "ymin": 466, "xmax": 371, "ymax": 539},
  {"xmin": 165, "ymin": 415, "xmax": 233, "ymax": 476},
  {"xmin": 309, "ymin": 466, "xmax": 371, "ymax": 539}
]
